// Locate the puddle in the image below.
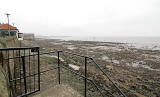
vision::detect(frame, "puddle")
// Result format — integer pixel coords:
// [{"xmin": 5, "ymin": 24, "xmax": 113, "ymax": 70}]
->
[
  {"xmin": 127, "ymin": 62, "xmax": 160, "ymax": 71},
  {"xmin": 66, "ymin": 45, "xmax": 77, "ymax": 50},
  {"xmin": 101, "ymin": 56, "xmax": 120, "ymax": 64},
  {"xmin": 89, "ymin": 46, "xmax": 121, "ymax": 51}
]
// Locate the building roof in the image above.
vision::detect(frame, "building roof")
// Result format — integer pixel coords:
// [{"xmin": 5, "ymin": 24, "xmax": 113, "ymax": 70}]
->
[{"xmin": 0, "ymin": 24, "xmax": 18, "ymax": 30}]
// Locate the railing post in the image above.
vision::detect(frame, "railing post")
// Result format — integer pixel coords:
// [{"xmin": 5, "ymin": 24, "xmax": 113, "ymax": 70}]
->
[
  {"xmin": 84, "ymin": 57, "xmax": 87, "ymax": 97},
  {"xmin": 22, "ymin": 56, "xmax": 27, "ymax": 96},
  {"xmin": 58, "ymin": 51, "xmax": 60, "ymax": 84},
  {"xmin": 7, "ymin": 51, "xmax": 12, "ymax": 97},
  {"xmin": 37, "ymin": 47, "xmax": 40, "ymax": 91}
]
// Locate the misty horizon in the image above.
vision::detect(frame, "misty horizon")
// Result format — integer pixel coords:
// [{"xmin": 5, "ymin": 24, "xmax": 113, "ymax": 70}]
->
[{"xmin": 0, "ymin": 0, "xmax": 160, "ymax": 37}]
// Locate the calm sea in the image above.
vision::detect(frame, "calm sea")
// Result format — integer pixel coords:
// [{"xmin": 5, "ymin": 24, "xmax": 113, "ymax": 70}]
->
[{"xmin": 37, "ymin": 36, "xmax": 160, "ymax": 50}]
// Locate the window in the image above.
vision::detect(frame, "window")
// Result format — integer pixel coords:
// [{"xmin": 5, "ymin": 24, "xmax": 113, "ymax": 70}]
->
[{"xmin": 18, "ymin": 33, "xmax": 23, "ymax": 38}]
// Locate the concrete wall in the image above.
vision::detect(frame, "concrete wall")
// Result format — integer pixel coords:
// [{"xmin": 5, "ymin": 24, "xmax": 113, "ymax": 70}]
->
[{"xmin": 23, "ymin": 33, "xmax": 35, "ymax": 40}]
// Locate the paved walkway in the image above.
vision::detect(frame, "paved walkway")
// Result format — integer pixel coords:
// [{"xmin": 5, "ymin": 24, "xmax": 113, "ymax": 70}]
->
[{"xmin": 33, "ymin": 84, "xmax": 83, "ymax": 97}]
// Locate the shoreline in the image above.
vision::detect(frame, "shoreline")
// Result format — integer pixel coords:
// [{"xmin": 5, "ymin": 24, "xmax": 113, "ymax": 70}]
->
[
  {"xmin": 35, "ymin": 37, "xmax": 160, "ymax": 51},
  {"xmin": 24, "ymin": 38, "xmax": 160, "ymax": 96}
]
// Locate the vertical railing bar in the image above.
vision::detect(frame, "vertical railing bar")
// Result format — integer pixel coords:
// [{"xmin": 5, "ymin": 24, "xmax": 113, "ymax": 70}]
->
[
  {"xmin": 13, "ymin": 50, "xmax": 17, "ymax": 95},
  {"xmin": 84, "ymin": 57, "xmax": 87, "ymax": 97},
  {"xmin": 37, "ymin": 47, "xmax": 40, "ymax": 91},
  {"xmin": 19, "ymin": 49, "xmax": 22, "ymax": 94},
  {"xmin": 28, "ymin": 49, "xmax": 31, "ymax": 92},
  {"xmin": 1, "ymin": 51, "xmax": 4, "ymax": 67},
  {"xmin": 7, "ymin": 50, "xmax": 11, "ymax": 79},
  {"xmin": 7, "ymin": 50, "xmax": 12, "ymax": 97},
  {"xmin": 33, "ymin": 51, "xmax": 35, "ymax": 91},
  {"xmin": 58, "ymin": 51, "xmax": 60, "ymax": 84},
  {"xmin": 24, "ymin": 48, "xmax": 28, "ymax": 95},
  {"xmin": 22, "ymin": 56, "xmax": 27, "ymax": 96}
]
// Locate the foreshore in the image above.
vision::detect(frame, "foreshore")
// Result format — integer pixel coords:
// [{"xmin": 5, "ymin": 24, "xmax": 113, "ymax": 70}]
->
[{"xmin": 25, "ymin": 38, "xmax": 160, "ymax": 97}]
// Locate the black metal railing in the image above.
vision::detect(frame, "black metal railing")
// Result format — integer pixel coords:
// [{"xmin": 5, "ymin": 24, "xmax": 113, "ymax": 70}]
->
[
  {"xmin": 0, "ymin": 47, "xmax": 40, "ymax": 97},
  {"xmin": 60, "ymin": 51, "xmax": 126, "ymax": 97},
  {"xmin": 0, "ymin": 47, "xmax": 126, "ymax": 97},
  {"xmin": 89, "ymin": 58, "xmax": 127, "ymax": 97}
]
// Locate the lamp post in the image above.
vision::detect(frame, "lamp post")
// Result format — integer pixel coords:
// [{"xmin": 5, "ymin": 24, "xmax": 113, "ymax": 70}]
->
[{"xmin": 5, "ymin": 13, "xmax": 11, "ymax": 36}]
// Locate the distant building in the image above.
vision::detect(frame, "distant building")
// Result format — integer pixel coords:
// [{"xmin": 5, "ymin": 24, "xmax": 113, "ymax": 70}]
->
[
  {"xmin": 23, "ymin": 33, "xmax": 35, "ymax": 40},
  {"xmin": 0, "ymin": 24, "xmax": 19, "ymax": 37}
]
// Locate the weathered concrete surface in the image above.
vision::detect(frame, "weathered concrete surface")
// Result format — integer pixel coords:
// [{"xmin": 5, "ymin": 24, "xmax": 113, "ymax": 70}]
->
[{"xmin": 33, "ymin": 84, "xmax": 83, "ymax": 97}]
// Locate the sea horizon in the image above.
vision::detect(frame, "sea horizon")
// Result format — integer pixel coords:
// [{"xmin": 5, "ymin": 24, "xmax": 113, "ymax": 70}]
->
[
  {"xmin": 36, "ymin": 36, "xmax": 160, "ymax": 50},
  {"xmin": 36, "ymin": 35, "xmax": 160, "ymax": 43}
]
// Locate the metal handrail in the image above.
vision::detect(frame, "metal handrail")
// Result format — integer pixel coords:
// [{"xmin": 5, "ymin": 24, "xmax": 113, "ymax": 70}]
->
[
  {"xmin": 3, "ymin": 48, "xmax": 126, "ymax": 97},
  {"xmin": 60, "ymin": 50, "xmax": 126, "ymax": 97},
  {"xmin": 89, "ymin": 58, "xmax": 127, "ymax": 97},
  {"xmin": 3, "ymin": 51, "xmax": 56, "ymax": 60},
  {"xmin": 61, "ymin": 65, "xmax": 105, "ymax": 97},
  {"xmin": 0, "ymin": 47, "xmax": 40, "ymax": 50}
]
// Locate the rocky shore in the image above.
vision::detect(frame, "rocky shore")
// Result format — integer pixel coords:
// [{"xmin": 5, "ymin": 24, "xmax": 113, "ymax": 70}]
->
[{"xmin": 25, "ymin": 38, "xmax": 160, "ymax": 97}]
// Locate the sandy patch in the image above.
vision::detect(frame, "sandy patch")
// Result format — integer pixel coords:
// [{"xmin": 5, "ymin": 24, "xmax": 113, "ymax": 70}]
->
[
  {"xmin": 68, "ymin": 64, "xmax": 80, "ymax": 71},
  {"xmin": 33, "ymin": 84, "xmax": 82, "ymax": 97}
]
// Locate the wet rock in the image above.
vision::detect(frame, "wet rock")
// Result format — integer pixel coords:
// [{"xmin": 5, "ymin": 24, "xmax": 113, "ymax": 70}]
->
[
  {"xmin": 118, "ymin": 79, "xmax": 125, "ymax": 83},
  {"xmin": 141, "ymin": 85, "xmax": 152, "ymax": 91},
  {"xmin": 131, "ymin": 85, "xmax": 136, "ymax": 90}
]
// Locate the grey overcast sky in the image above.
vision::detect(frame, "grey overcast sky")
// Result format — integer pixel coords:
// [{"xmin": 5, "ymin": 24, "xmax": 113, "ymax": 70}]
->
[{"xmin": 0, "ymin": 0, "xmax": 160, "ymax": 36}]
